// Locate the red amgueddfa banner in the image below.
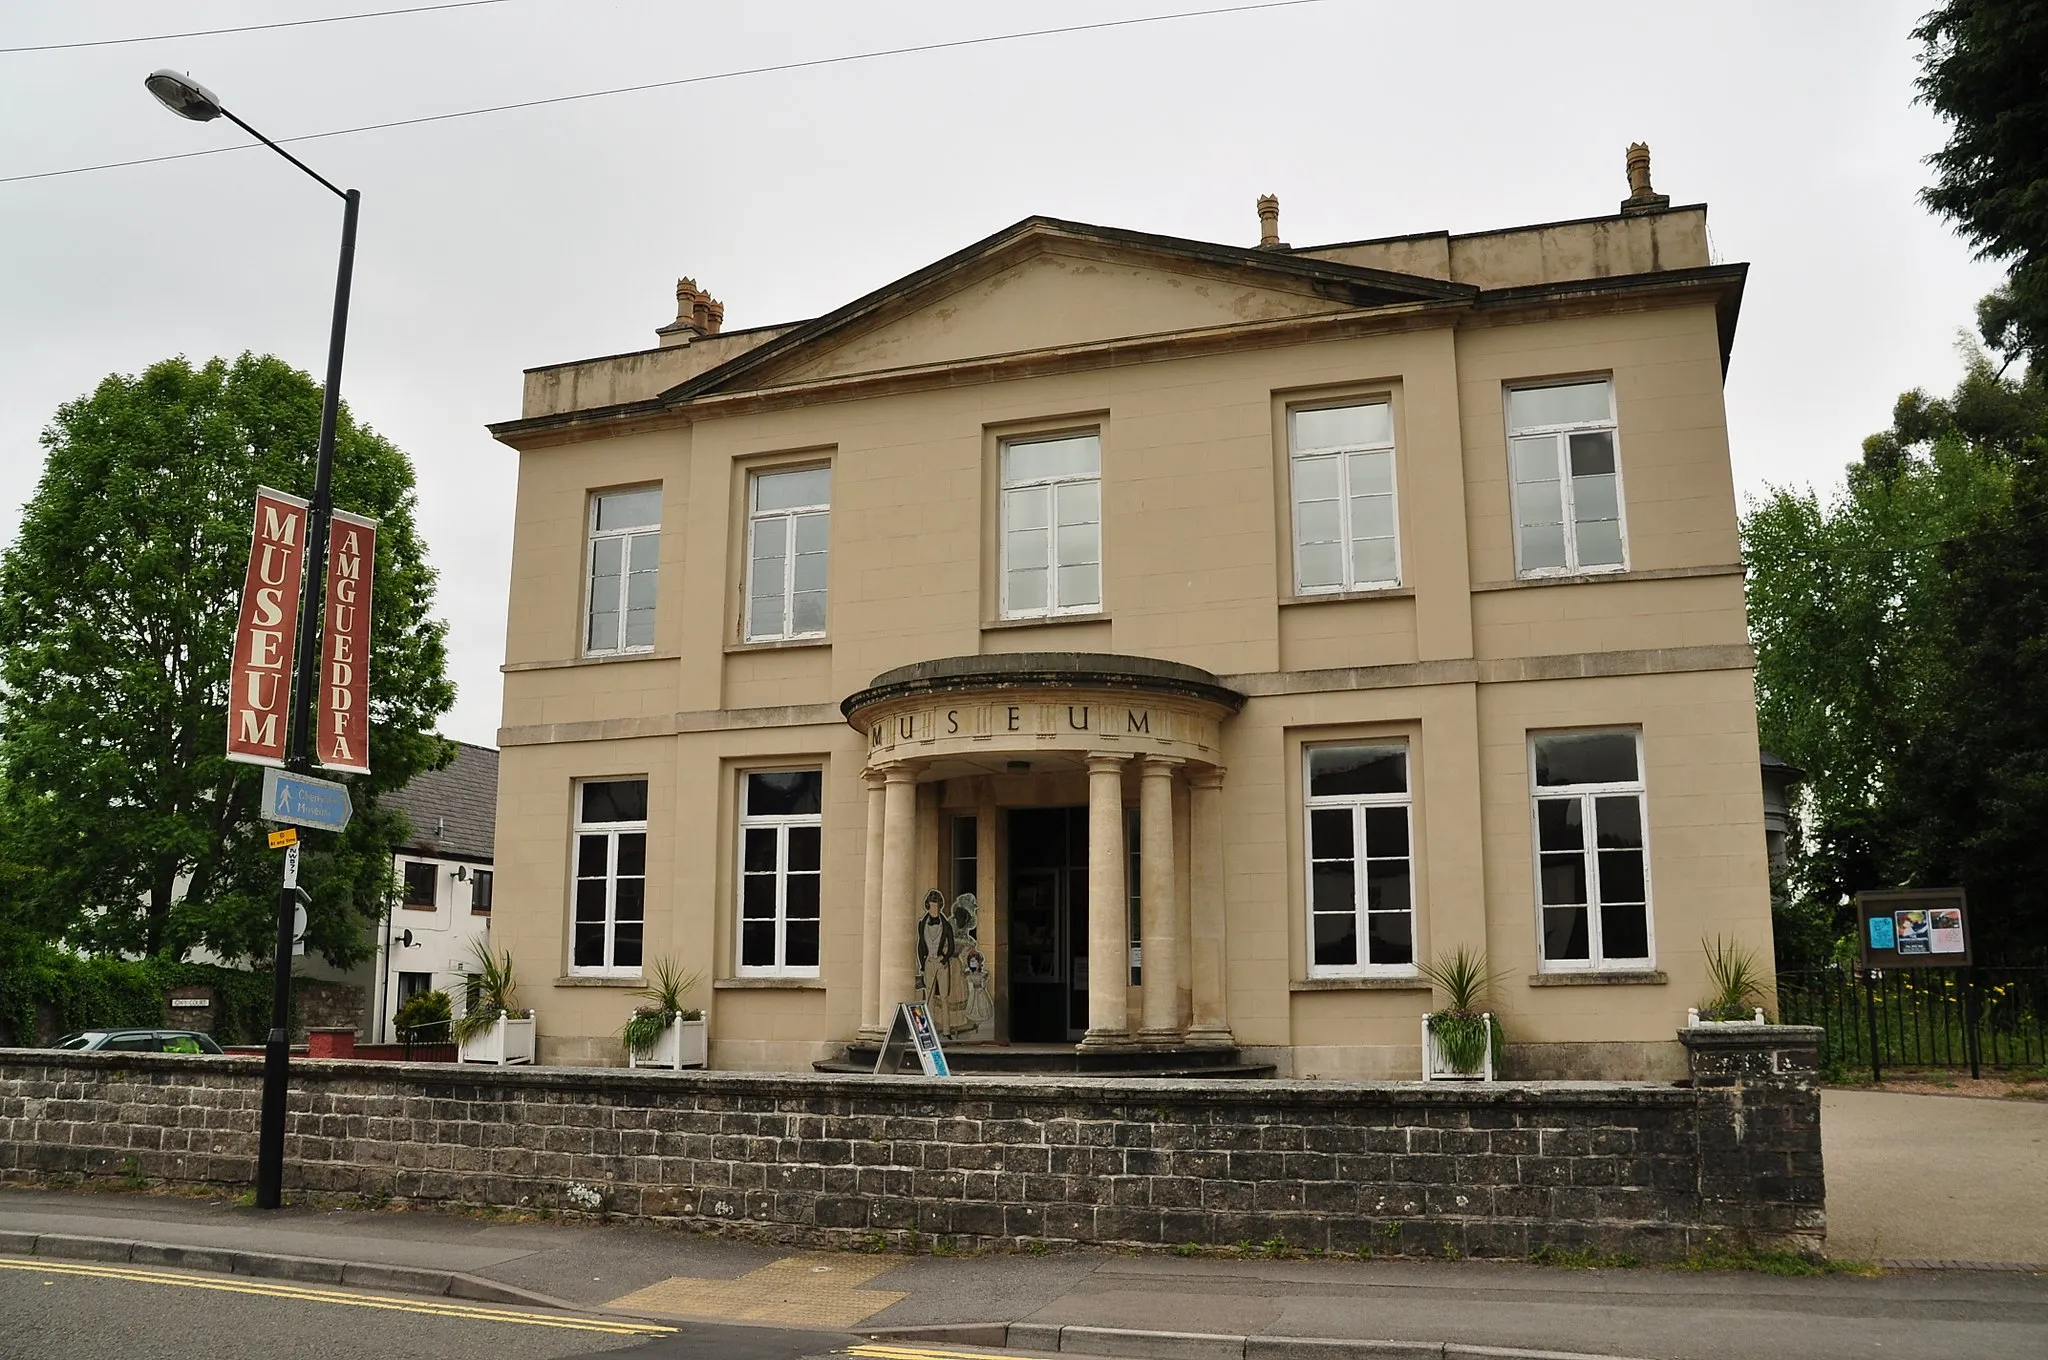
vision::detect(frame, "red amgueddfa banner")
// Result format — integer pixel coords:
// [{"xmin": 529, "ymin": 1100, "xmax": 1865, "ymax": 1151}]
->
[
  {"xmin": 226, "ymin": 487, "xmax": 309, "ymax": 766},
  {"xmin": 316, "ymin": 509, "xmax": 376, "ymax": 774}
]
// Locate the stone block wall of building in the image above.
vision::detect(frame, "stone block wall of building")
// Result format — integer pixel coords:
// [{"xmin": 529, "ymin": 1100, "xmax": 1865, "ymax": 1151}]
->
[{"xmin": 0, "ymin": 1027, "xmax": 1823, "ymax": 1260}]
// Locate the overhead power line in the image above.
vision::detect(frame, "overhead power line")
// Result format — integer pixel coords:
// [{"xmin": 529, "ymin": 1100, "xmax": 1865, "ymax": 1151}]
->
[
  {"xmin": 0, "ymin": 1, "xmax": 520, "ymax": 55},
  {"xmin": 0, "ymin": 0, "xmax": 1334, "ymax": 185}
]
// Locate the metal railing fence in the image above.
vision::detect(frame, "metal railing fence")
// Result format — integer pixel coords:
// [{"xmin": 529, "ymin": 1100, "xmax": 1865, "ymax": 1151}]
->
[{"xmin": 1775, "ymin": 966, "xmax": 2048, "ymax": 1079}]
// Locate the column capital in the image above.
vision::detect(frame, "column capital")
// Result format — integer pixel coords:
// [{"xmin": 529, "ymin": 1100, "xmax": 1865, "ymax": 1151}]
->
[
  {"xmin": 1189, "ymin": 764, "xmax": 1226, "ymax": 790},
  {"xmin": 1084, "ymin": 753, "xmax": 1130, "ymax": 775},
  {"xmin": 863, "ymin": 771, "xmax": 887, "ymax": 791},
  {"xmin": 1139, "ymin": 754, "xmax": 1185, "ymax": 774},
  {"xmin": 878, "ymin": 762, "xmax": 920, "ymax": 785}
]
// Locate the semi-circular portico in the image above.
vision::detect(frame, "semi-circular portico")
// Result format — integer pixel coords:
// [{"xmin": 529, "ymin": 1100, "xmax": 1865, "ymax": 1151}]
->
[{"xmin": 843, "ymin": 654, "xmax": 1245, "ymax": 1053}]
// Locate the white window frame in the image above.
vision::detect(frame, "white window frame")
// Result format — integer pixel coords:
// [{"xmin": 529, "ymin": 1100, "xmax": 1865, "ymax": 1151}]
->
[
  {"xmin": 583, "ymin": 486, "xmax": 661, "ymax": 657},
  {"xmin": 1505, "ymin": 378, "xmax": 1629, "ymax": 578},
  {"xmin": 1302, "ymin": 742, "xmax": 1418, "ymax": 979},
  {"xmin": 744, "ymin": 465, "xmax": 831, "ymax": 643},
  {"xmin": 735, "ymin": 769, "xmax": 824, "ymax": 978},
  {"xmin": 568, "ymin": 779, "xmax": 648, "ymax": 978},
  {"xmin": 1528, "ymin": 729, "xmax": 1655, "ymax": 973},
  {"xmin": 1288, "ymin": 400, "xmax": 1402, "ymax": 595},
  {"xmin": 999, "ymin": 430, "xmax": 1103, "ymax": 620}
]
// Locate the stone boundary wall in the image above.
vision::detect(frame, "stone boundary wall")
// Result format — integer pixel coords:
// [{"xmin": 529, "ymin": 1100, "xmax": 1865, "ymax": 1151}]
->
[{"xmin": 0, "ymin": 1027, "xmax": 1823, "ymax": 1260}]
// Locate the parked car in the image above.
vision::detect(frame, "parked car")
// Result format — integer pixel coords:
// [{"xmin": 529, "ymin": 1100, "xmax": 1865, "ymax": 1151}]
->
[{"xmin": 53, "ymin": 1029, "xmax": 223, "ymax": 1055}]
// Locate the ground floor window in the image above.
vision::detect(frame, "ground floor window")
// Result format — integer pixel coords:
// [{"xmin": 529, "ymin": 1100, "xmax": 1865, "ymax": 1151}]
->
[
  {"xmin": 1531, "ymin": 730, "xmax": 1652, "ymax": 969},
  {"xmin": 1304, "ymin": 743, "xmax": 1414, "ymax": 975},
  {"xmin": 571, "ymin": 778, "xmax": 648, "ymax": 976},
  {"xmin": 738, "ymin": 769, "xmax": 822, "ymax": 975}
]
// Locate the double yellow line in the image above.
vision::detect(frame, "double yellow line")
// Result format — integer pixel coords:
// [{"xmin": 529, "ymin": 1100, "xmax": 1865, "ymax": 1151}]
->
[
  {"xmin": 851, "ymin": 1344, "xmax": 1013, "ymax": 1360},
  {"xmin": 0, "ymin": 1256, "xmax": 676, "ymax": 1337}
]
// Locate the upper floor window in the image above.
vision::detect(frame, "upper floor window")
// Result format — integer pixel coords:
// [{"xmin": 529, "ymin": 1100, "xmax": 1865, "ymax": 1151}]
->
[
  {"xmin": 1304, "ymin": 743, "xmax": 1414, "ymax": 976},
  {"xmin": 586, "ymin": 487, "xmax": 660, "ymax": 655},
  {"xmin": 1001, "ymin": 432, "xmax": 1101, "ymax": 618},
  {"xmin": 571, "ymin": 779, "xmax": 647, "ymax": 976},
  {"xmin": 1507, "ymin": 379, "xmax": 1625, "ymax": 576},
  {"xmin": 738, "ymin": 770, "xmax": 823, "ymax": 976},
  {"xmin": 400, "ymin": 860, "xmax": 437, "ymax": 909},
  {"xmin": 1531, "ymin": 730, "xmax": 1651, "ymax": 970},
  {"xmin": 1290, "ymin": 401, "xmax": 1399, "ymax": 593},
  {"xmin": 469, "ymin": 868, "xmax": 493, "ymax": 915},
  {"xmin": 746, "ymin": 466, "xmax": 830, "ymax": 642}
]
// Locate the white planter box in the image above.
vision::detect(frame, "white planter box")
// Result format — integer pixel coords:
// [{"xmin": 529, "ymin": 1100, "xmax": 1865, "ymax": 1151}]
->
[
  {"xmin": 1421, "ymin": 1012, "xmax": 1495, "ymax": 1081},
  {"xmin": 459, "ymin": 1013, "xmax": 535, "ymax": 1065},
  {"xmin": 629, "ymin": 1017, "xmax": 706, "ymax": 1070}
]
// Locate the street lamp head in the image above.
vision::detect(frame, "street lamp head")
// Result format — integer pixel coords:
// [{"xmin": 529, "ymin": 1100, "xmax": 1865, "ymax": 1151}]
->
[{"xmin": 144, "ymin": 70, "xmax": 224, "ymax": 122}]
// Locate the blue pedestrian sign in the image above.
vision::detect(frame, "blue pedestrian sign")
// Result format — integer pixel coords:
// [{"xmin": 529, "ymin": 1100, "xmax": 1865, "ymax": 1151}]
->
[{"xmin": 261, "ymin": 767, "xmax": 353, "ymax": 832}]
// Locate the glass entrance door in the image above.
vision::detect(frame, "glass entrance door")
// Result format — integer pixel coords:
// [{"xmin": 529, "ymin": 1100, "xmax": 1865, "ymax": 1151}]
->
[{"xmin": 1006, "ymin": 807, "xmax": 1088, "ymax": 1042}]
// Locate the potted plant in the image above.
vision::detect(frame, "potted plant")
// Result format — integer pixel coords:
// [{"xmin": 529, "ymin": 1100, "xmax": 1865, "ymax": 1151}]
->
[
  {"xmin": 623, "ymin": 956, "xmax": 706, "ymax": 1070},
  {"xmin": 1689, "ymin": 935, "xmax": 1769, "ymax": 1027},
  {"xmin": 1420, "ymin": 946, "xmax": 1503, "ymax": 1080},
  {"xmin": 454, "ymin": 940, "xmax": 535, "ymax": 1064}
]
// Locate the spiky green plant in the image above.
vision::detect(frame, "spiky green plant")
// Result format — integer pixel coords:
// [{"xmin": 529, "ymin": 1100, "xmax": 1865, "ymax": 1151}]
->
[
  {"xmin": 1420, "ymin": 946, "xmax": 1505, "ymax": 1074},
  {"xmin": 452, "ymin": 938, "xmax": 521, "ymax": 1043},
  {"xmin": 621, "ymin": 956, "xmax": 704, "ymax": 1055},
  {"xmin": 1699, "ymin": 935, "xmax": 1768, "ymax": 1022}
]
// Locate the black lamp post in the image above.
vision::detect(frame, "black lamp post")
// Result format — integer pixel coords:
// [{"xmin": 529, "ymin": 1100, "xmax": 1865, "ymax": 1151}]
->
[{"xmin": 146, "ymin": 70, "xmax": 360, "ymax": 1211}]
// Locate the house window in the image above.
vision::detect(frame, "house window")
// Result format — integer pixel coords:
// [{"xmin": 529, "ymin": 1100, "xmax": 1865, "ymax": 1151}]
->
[
  {"xmin": 396, "ymin": 971, "xmax": 431, "ymax": 1005},
  {"xmin": 745, "ymin": 466, "xmax": 830, "ymax": 642},
  {"xmin": 1290, "ymin": 401, "xmax": 1399, "ymax": 593},
  {"xmin": 400, "ymin": 860, "xmax": 437, "ymax": 908},
  {"xmin": 737, "ymin": 769, "xmax": 823, "ymax": 976},
  {"xmin": 1531, "ymin": 730, "xmax": 1652, "ymax": 969},
  {"xmin": 585, "ymin": 487, "xmax": 661, "ymax": 655},
  {"xmin": 1304, "ymin": 744, "xmax": 1414, "ymax": 975},
  {"xmin": 1507, "ymin": 379, "xmax": 1625, "ymax": 576},
  {"xmin": 470, "ymin": 869, "xmax": 493, "ymax": 914},
  {"xmin": 1001, "ymin": 431, "xmax": 1101, "ymax": 618},
  {"xmin": 950, "ymin": 816, "xmax": 978, "ymax": 901},
  {"xmin": 1124, "ymin": 808, "xmax": 1144, "ymax": 983},
  {"xmin": 570, "ymin": 779, "xmax": 648, "ymax": 976}
]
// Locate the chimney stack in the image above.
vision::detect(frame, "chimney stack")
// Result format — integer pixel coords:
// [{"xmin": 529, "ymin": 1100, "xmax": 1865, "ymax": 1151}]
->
[
  {"xmin": 657, "ymin": 276, "xmax": 726, "ymax": 346},
  {"xmin": 1620, "ymin": 143, "xmax": 1670, "ymax": 215},
  {"xmin": 1256, "ymin": 194, "xmax": 1286, "ymax": 249}
]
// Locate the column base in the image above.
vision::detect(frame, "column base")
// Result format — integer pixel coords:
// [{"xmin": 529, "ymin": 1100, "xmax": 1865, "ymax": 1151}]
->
[
  {"xmin": 857, "ymin": 1025, "xmax": 887, "ymax": 1043},
  {"xmin": 1077, "ymin": 1030, "xmax": 1134, "ymax": 1052},
  {"xmin": 1182, "ymin": 1027, "xmax": 1235, "ymax": 1048},
  {"xmin": 1135, "ymin": 1027, "xmax": 1187, "ymax": 1046}
]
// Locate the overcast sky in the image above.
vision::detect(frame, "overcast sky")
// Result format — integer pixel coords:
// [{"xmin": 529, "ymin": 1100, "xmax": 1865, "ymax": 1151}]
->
[{"xmin": 0, "ymin": 0, "xmax": 2007, "ymax": 748}]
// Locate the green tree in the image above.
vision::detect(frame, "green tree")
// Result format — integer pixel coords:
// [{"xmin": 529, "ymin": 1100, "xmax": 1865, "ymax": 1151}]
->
[
  {"xmin": 1915, "ymin": 0, "xmax": 2048, "ymax": 363},
  {"xmin": 1744, "ymin": 415, "xmax": 2009, "ymax": 954},
  {"xmin": 1746, "ymin": 322, "xmax": 2047, "ymax": 963},
  {"xmin": 0, "ymin": 354, "xmax": 454, "ymax": 966}
]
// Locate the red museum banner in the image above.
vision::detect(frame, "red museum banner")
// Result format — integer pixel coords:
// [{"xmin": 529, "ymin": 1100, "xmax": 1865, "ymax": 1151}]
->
[
  {"xmin": 316, "ymin": 509, "xmax": 376, "ymax": 774},
  {"xmin": 226, "ymin": 487, "xmax": 309, "ymax": 767}
]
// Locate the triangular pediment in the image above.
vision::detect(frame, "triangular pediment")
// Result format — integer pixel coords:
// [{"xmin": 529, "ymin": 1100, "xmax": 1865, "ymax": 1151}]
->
[{"xmin": 666, "ymin": 218, "xmax": 1473, "ymax": 400}]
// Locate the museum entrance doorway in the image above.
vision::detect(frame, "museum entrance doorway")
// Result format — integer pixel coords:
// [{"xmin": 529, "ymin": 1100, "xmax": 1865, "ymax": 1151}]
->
[{"xmin": 1006, "ymin": 806, "xmax": 1089, "ymax": 1042}]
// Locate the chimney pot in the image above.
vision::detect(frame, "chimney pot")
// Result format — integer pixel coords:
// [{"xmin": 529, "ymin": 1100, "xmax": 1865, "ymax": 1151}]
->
[
  {"xmin": 1620, "ymin": 142, "xmax": 1670, "ymax": 215},
  {"xmin": 1256, "ymin": 193, "xmax": 1286, "ymax": 249},
  {"xmin": 659, "ymin": 276, "xmax": 725, "ymax": 346}
]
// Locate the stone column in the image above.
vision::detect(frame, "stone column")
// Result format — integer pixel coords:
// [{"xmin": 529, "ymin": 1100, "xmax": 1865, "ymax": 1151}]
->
[
  {"xmin": 1080, "ymin": 754, "xmax": 1130, "ymax": 1050},
  {"xmin": 1186, "ymin": 766, "xmax": 1232, "ymax": 1046},
  {"xmin": 859, "ymin": 774, "xmax": 886, "ymax": 1039},
  {"xmin": 1138, "ymin": 756, "xmax": 1182, "ymax": 1041},
  {"xmin": 876, "ymin": 765, "xmax": 919, "ymax": 1029}
]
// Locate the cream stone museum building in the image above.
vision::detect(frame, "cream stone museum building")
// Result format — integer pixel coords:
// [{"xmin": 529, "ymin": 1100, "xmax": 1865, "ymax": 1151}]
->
[{"xmin": 487, "ymin": 149, "xmax": 1771, "ymax": 1079}]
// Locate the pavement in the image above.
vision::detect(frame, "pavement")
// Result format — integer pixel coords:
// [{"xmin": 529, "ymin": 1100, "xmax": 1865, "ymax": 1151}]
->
[
  {"xmin": 1821, "ymin": 1087, "xmax": 2048, "ymax": 1266},
  {"xmin": 3, "ymin": 1177, "xmax": 2046, "ymax": 1360},
  {"xmin": 1, "ymin": 1089, "xmax": 2044, "ymax": 1360}
]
